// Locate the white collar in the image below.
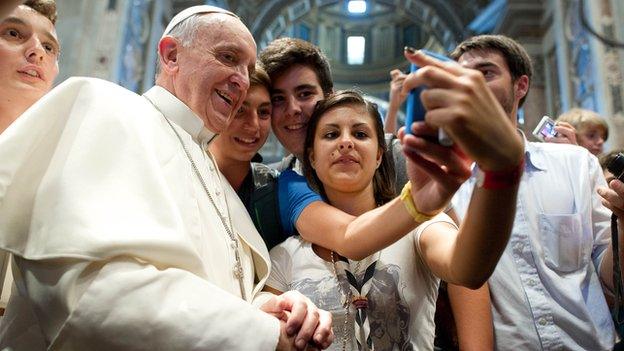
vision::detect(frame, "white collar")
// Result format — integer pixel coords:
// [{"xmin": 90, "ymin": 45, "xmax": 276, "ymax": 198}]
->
[
  {"xmin": 518, "ymin": 129, "xmax": 547, "ymax": 172},
  {"xmin": 143, "ymin": 85, "xmax": 216, "ymax": 147}
]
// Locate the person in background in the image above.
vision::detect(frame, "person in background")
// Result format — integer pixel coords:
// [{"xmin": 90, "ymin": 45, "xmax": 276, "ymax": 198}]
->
[
  {"xmin": 446, "ymin": 34, "xmax": 617, "ymax": 350},
  {"xmin": 0, "ymin": 0, "xmax": 59, "ymax": 316},
  {"xmin": 556, "ymin": 107, "xmax": 609, "ymax": 156},
  {"xmin": 383, "ymin": 68, "xmax": 407, "ymax": 135}
]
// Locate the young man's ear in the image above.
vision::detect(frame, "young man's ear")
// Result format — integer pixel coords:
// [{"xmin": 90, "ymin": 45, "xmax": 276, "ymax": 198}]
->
[
  {"xmin": 515, "ymin": 75, "xmax": 529, "ymax": 101},
  {"xmin": 158, "ymin": 36, "xmax": 180, "ymax": 75}
]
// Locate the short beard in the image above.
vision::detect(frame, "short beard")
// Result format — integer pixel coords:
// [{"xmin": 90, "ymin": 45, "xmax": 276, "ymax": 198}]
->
[{"xmin": 500, "ymin": 82, "xmax": 516, "ymax": 114}]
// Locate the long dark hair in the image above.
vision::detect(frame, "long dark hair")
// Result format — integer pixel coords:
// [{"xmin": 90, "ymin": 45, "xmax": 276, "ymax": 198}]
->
[{"xmin": 302, "ymin": 90, "xmax": 396, "ymax": 206}]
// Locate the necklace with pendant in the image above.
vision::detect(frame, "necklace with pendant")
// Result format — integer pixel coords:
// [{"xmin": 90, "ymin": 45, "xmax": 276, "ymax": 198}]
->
[
  {"xmin": 332, "ymin": 251, "xmax": 380, "ymax": 351},
  {"xmin": 159, "ymin": 112, "xmax": 247, "ymax": 300},
  {"xmin": 330, "ymin": 250, "xmax": 352, "ymax": 351}
]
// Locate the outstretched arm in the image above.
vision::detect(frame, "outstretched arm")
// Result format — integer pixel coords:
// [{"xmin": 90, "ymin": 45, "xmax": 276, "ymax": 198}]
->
[
  {"xmin": 448, "ymin": 283, "xmax": 493, "ymax": 350},
  {"xmin": 296, "ymin": 197, "xmax": 439, "ymax": 260},
  {"xmin": 403, "ymin": 50, "xmax": 524, "ymax": 288},
  {"xmin": 292, "ymin": 144, "xmax": 469, "ymax": 260}
]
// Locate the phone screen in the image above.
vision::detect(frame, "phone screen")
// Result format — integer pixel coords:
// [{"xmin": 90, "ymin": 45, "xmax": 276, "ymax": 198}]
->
[
  {"xmin": 532, "ymin": 116, "xmax": 558, "ymax": 141},
  {"xmin": 539, "ymin": 120, "xmax": 557, "ymax": 138}
]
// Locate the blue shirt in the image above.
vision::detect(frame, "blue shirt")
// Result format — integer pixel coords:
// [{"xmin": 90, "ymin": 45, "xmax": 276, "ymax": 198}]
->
[
  {"xmin": 278, "ymin": 169, "xmax": 322, "ymax": 235},
  {"xmin": 452, "ymin": 137, "xmax": 615, "ymax": 350}
]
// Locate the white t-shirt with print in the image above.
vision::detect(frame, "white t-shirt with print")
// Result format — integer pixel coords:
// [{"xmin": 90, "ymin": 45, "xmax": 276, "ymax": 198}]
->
[{"xmin": 267, "ymin": 214, "xmax": 456, "ymax": 351}]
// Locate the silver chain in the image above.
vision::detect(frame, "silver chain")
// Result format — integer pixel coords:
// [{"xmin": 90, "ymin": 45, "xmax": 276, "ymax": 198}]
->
[
  {"xmin": 161, "ymin": 114, "xmax": 247, "ymax": 300},
  {"xmin": 330, "ymin": 251, "xmax": 351, "ymax": 351}
]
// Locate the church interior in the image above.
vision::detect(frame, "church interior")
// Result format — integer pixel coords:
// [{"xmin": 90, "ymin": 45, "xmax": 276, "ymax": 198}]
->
[{"xmin": 52, "ymin": 0, "xmax": 624, "ymax": 162}]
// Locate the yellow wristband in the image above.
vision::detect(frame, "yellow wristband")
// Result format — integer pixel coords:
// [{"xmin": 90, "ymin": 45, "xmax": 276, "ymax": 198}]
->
[{"xmin": 400, "ymin": 182, "xmax": 436, "ymax": 223}]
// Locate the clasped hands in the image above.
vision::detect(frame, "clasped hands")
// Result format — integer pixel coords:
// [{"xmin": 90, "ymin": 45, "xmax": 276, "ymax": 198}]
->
[{"xmin": 261, "ymin": 290, "xmax": 333, "ymax": 350}]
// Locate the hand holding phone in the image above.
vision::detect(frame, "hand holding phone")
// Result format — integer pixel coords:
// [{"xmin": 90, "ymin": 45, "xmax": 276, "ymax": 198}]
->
[
  {"xmin": 404, "ymin": 49, "xmax": 453, "ymax": 146},
  {"xmin": 532, "ymin": 116, "xmax": 558, "ymax": 141}
]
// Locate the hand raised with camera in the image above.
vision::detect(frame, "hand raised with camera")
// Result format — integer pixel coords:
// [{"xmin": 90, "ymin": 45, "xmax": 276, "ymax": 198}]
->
[
  {"xmin": 400, "ymin": 49, "xmax": 524, "ymax": 173},
  {"xmin": 544, "ymin": 121, "xmax": 578, "ymax": 145}
]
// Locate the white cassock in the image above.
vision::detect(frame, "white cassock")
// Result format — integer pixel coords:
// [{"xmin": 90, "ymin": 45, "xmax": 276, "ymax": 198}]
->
[{"xmin": 0, "ymin": 77, "xmax": 279, "ymax": 350}]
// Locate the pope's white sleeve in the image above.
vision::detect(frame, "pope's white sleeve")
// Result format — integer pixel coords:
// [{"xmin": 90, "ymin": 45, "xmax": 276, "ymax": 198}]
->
[{"xmin": 17, "ymin": 256, "xmax": 280, "ymax": 350}]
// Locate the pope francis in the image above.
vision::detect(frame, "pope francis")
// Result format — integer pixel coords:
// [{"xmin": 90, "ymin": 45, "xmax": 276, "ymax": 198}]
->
[{"xmin": 0, "ymin": 5, "xmax": 332, "ymax": 351}]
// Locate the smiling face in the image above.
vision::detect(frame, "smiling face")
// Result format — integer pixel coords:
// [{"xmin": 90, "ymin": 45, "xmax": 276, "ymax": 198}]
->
[
  {"xmin": 457, "ymin": 49, "xmax": 528, "ymax": 122},
  {"xmin": 212, "ymin": 84, "xmax": 272, "ymax": 162},
  {"xmin": 170, "ymin": 14, "xmax": 256, "ymax": 133},
  {"xmin": 309, "ymin": 104, "xmax": 382, "ymax": 198},
  {"xmin": 270, "ymin": 64, "xmax": 325, "ymax": 158},
  {"xmin": 0, "ymin": 4, "xmax": 59, "ymax": 105}
]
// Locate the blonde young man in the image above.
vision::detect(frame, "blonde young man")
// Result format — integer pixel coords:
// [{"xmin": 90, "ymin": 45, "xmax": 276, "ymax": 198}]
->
[{"xmin": 0, "ymin": 6, "xmax": 332, "ymax": 350}]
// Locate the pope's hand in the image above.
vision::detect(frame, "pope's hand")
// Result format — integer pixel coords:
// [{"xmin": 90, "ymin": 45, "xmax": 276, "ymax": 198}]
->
[{"xmin": 260, "ymin": 290, "xmax": 334, "ymax": 350}]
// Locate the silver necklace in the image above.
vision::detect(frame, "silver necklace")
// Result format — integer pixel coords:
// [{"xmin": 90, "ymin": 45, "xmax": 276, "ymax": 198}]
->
[
  {"xmin": 330, "ymin": 250, "xmax": 351, "ymax": 351},
  {"xmin": 161, "ymin": 114, "xmax": 246, "ymax": 300}
]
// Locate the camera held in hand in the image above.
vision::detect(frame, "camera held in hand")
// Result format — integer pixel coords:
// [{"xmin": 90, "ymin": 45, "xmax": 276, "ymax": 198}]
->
[{"xmin": 404, "ymin": 48, "xmax": 453, "ymax": 146}]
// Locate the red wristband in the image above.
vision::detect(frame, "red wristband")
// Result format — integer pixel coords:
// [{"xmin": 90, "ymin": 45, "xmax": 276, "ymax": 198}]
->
[{"xmin": 476, "ymin": 157, "xmax": 525, "ymax": 190}]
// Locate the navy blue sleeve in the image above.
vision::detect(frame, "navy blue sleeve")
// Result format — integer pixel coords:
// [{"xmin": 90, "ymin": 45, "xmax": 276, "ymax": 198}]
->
[{"xmin": 278, "ymin": 169, "xmax": 323, "ymax": 235}]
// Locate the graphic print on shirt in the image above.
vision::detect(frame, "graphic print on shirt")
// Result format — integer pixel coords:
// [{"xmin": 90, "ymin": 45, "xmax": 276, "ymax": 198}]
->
[{"xmin": 291, "ymin": 262, "xmax": 411, "ymax": 350}]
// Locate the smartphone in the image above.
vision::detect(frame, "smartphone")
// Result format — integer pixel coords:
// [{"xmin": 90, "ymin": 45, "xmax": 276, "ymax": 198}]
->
[
  {"xmin": 532, "ymin": 116, "xmax": 558, "ymax": 141},
  {"xmin": 404, "ymin": 49, "xmax": 453, "ymax": 146}
]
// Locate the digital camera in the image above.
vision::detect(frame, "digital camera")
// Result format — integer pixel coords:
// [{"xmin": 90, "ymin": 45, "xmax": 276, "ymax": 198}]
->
[{"xmin": 532, "ymin": 116, "xmax": 558, "ymax": 142}]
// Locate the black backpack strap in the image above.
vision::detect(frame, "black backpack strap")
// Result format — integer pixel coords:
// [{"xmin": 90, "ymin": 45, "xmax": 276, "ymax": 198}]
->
[{"xmin": 249, "ymin": 162, "xmax": 285, "ymax": 250}]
